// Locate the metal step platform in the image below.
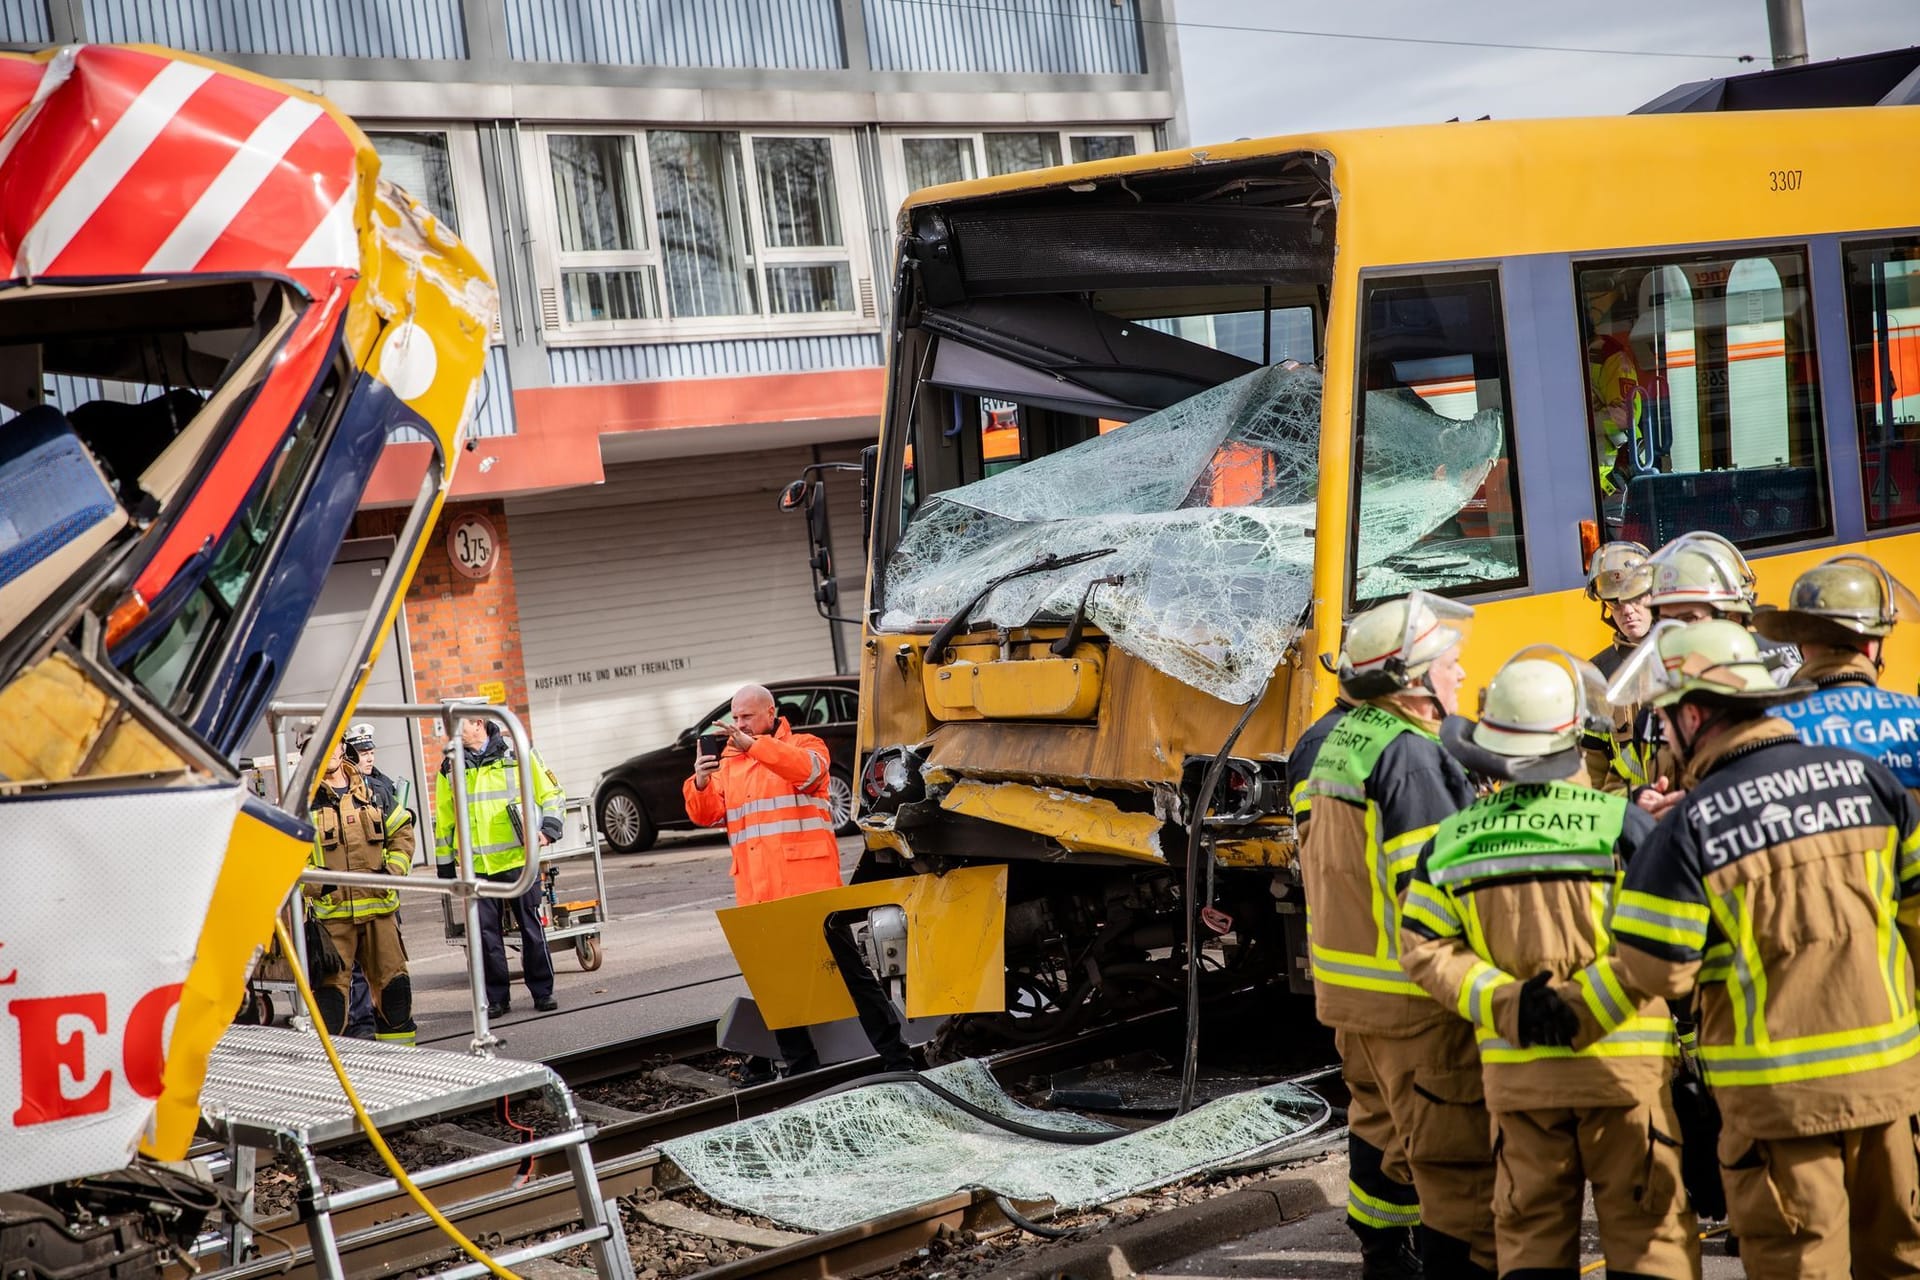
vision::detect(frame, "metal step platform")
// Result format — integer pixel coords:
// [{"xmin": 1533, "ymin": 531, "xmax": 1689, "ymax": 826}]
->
[{"xmin": 200, "ymin": 1024, "xmax": 634, "ymax": 1280}]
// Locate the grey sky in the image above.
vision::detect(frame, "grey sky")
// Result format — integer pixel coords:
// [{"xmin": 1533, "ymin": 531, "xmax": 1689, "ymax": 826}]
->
[{"xmin": 1175, "ymin": 0, "xmax": 1917, "ymax": 143}]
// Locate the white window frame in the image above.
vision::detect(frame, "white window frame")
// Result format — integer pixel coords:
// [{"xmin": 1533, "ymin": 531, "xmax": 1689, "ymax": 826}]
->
[
  {"xmin": 526, "ymin": 126, "xmax": 875, "ymax": 343},
  {"xmin": 882, "ymin": 127, "xmax": 1154, "ymax": 213}
]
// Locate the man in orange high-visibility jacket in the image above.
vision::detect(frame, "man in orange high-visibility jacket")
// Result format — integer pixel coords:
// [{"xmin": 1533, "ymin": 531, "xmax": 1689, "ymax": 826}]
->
[{"xmin": 684, "ymin": 684, "xmax": 914, "ymax": 1075}]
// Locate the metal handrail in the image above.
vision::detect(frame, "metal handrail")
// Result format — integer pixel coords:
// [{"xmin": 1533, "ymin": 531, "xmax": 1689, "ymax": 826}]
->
[{"xmin": 269, "ymin": 698, "xmax": 554, "ymax": 1054}]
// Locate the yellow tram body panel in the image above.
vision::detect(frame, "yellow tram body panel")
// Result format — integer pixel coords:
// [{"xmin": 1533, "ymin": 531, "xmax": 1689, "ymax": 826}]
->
[{"xmin": 719, "ymin": 865, "xmax": 1008, "ymax": 1028}]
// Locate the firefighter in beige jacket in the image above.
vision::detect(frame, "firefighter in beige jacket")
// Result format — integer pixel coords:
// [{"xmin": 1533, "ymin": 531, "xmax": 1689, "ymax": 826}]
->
[
  {"xmin": 1299, "ymin": 592, "xmax": 1486, "ymax": 1280},
  {"xmin": 1572, "ymin": 619, "xmax": 1920, "ymax": 1279},
  {"xmin": 1401, "ymin": 648, "xmax": 1698, "ymax": 1279}
]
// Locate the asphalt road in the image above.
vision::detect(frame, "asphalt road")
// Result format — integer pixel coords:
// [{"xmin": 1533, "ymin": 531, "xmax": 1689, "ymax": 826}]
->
[{"xmin": 402, "ymin": 829, "xmax": 864, "ymax": 1059}]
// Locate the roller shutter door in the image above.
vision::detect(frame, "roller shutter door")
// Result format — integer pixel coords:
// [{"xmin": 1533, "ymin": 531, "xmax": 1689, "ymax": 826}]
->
[{"xmin": 507, "ymin": 446, "xmax": 858, "ymax": 804}]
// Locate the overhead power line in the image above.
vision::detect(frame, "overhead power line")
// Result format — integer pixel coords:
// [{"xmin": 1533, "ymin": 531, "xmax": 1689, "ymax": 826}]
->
[{"xmin": 889, "ymin": 0, "xmax": 1759, "ymax": 63}]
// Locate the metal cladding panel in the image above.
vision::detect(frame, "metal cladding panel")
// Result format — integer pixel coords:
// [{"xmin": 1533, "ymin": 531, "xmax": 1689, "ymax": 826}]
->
[
  {"xmin": 506, "ymin": 449, "xmax": 844, "ymax": 803},
  {"xmin": 471, "ymin": 345, "xmax": 516, "ymax": 437},
  {"xmin": 548, "ymin": 333, "xmax": 883, "ymax": 385},
  {"xmin": 505, "ymin": 0, "xmax": 844, "ymax": 68},
  {"xmin": 863, "ymin": 0, "xmax": 1144, "ymax": 74},
  {"xmin": 1, "ymin": 4, "xmax": 50, "ymax": 43},
  {"xmin": 83, "ymin": 0, "xmax": 469, "ymax": 60}
]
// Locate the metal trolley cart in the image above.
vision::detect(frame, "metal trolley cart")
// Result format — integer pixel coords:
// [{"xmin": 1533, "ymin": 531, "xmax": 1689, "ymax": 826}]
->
[{"xmin": 442, "ymin": 796, "xmax": 608, "ymax": 972}]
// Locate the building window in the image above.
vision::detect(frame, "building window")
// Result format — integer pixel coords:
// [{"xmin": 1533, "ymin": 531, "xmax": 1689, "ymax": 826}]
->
[
  {"xmin": 894, "ymin": 129, "xmax": 1151, "ymax": 200},
  {"xmin": 649, "ymin": 131, "xmax": 757, "ymax": 318},
  {"xmin": 1352, "ymin": 270, "xmax": 1525, "ymax": 605},
  {"xmin": 540, "ymin": 129, "xmax": 860, "ymax": 331},
  {"xmin": 368, "ymin": 131, "xmax": 459, "ymax": 233},
  {"xmin": 549, "ymin": 133, "xmax": 660, "ymax": 323},
  {"xmin": 1071, "ymin": 135, "xmax": 1137, "ymax": 163},
  {"xmin": 1845, "ymin": 238, "xmax": 1920, "ymax": 530},
  {"xmin": 1576, "ymin": 249, "xmax": 1828, "ymax": 549},
  {"xmin": 903, "ymin": 137, "xmax": 976, "ymax": 190},
  {"xmin": 984, "ymin": 131, "xmax": 1060, "ymax": 176}
]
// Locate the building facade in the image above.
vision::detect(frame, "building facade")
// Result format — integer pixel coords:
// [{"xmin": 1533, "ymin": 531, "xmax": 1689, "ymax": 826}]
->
[{"xmin": 8, "ymin": 0, "xmax": 1185, "ymax": 809}]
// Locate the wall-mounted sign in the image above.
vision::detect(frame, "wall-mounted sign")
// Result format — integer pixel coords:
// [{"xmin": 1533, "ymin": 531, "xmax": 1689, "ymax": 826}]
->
[
  {"xmin": 477, "ymin": 680, "xmax": 507, "ymax": 705},
  {"xmin": 447, "ymin": 513, "xmax": 498, "ymax": 580}
]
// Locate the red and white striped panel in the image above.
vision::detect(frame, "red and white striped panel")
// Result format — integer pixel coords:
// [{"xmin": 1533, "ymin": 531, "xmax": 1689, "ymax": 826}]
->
[{"xmin": 0, "ymin": 45, "xmax": 359, "ymax": 292}]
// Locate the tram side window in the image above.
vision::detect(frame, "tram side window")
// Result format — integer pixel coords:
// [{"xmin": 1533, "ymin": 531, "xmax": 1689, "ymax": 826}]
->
[
  {"xmin": 1352, "ymin": 270, "xmax": 1525, "ymax": 605},
  {"xmin": 1577, "ymin": 249, "xmax": 1829, "ymax": 549},
  {"xmin": 1844, "ymin": 239, "xmax": 1920, "ymax": 529}
]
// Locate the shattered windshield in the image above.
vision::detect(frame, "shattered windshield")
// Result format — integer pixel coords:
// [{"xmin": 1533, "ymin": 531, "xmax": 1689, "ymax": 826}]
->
[{"xmin": 881, "ymin": 362, "xmax": 1501, "ymax": 703}]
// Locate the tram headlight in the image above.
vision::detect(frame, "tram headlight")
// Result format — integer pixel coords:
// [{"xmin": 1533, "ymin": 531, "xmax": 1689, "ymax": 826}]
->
[{"xmin": 860, "ymin": 745, "xmax": 927, "ymax": 814}]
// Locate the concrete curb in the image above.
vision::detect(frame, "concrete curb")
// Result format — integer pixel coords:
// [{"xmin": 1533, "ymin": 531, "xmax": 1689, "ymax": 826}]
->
[{"xmin": 974, "ymin": 1176, "xmax": 1332, "ymax": 1280}]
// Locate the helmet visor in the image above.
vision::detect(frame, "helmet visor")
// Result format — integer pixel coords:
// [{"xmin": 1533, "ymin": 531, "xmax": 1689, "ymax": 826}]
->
[{"xmin": 1400, "ymin": 590, "xmax": 1474, "ymax": 670}]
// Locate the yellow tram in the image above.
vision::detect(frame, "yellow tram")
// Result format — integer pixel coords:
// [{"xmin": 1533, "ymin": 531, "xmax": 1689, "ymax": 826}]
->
[{"xmin": 747, "ymin": 103, "xmax": 1920, "ymax": 1046}]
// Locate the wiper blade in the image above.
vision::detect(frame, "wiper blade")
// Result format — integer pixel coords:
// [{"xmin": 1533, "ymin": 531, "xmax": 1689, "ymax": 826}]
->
[{"xmin": 925, "ymin": 548, "xmax": 1117, "ymax": 664}]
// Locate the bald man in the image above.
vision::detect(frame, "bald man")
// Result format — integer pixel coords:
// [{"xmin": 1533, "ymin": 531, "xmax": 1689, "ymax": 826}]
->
[{"xmin": 685, "ymin": 684, "xmax": 914, "ymax": 1075}]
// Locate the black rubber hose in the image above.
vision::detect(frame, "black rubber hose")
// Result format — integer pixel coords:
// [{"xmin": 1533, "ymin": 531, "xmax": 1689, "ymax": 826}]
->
[
  {"xmin": 1178, "ymin": 684, "xmax": 1270, "ymax": 1116},
  {"xmin": 995, "ymin": 1194, "xmax": 1077, "ymax": 1238},
  {"xmin": 797, "ymin": 1071, "xmax": 1123, "ymax": 1145}
]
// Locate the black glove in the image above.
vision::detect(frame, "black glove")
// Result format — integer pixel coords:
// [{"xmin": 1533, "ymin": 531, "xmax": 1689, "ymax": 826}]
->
[
  {"xmin": 540, "ymin": 815, "xmax": 564, "ymax": 843},
  {"xmin": 1515, "ymin": 971, "xmax": 1580, "ymax": 1048},
  {"xmin": 437, "ymin": 859, "xmax": 458, "ymax": 880},
  {"xmin": 1672, "ymin": 1064, "xmax": 1726, "ymax": 1220},
  {"xmin": 304, "ymin": 917, "xmax": 345, "ymax": 979}
]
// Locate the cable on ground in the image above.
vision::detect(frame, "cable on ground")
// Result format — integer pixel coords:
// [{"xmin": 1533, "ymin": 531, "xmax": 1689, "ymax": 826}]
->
[
  {"xmin": 993, "ymin": 1194, "xmax": 1078, "ymax": 1238},
  {"xmin": 274, "ymin": 918, "xmax": 524, "ymax": 1280}
]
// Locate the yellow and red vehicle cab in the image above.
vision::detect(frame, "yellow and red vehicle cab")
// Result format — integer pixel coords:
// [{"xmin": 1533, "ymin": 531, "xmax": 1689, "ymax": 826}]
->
[
  {"xmin": 757, "ymin": 103, "xmax": 1920, "ymax": 1050},
  {"xmin": 0, "ymin": 43, "xmax": 493, "ymax": 1184}
]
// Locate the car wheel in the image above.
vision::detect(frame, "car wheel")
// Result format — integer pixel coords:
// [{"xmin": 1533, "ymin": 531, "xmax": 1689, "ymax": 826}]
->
[
  {"xmin": 598, "ymin": 784, "xmax": 656, "ymax": 853},
  {"xmin": 827, "ymin": 768, "xmax": 858, "ymax": 835}
]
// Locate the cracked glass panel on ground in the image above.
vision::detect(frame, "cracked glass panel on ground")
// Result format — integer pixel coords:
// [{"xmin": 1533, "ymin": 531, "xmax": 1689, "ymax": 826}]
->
[
  {"xmin": 658, "ymin": 1059, "xmax": 1332, "ymax": 1233},
  {"xmin": 880, "ymin": 364, "xmax": 1502, "ymax": 703}
]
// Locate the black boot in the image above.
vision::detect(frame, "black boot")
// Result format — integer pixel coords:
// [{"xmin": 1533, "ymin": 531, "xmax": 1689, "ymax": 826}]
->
[
  {"xmin": 1419, "ymin": 1227, "xmax": 1494, "ymax": 1280},
  {"xmin": 1355, "ymin": 1225, "xmax": 1422, "ymax": 1279}
]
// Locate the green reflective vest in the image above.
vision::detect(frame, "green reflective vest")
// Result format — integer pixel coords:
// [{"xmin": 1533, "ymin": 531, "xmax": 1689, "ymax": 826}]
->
[
  {"xmin": 1411, "ymin": 783, "xmax": 1673, "ymax": 1065},
  {"xmin": 1301, "ymin": 704, "xmax": 1436, "ymax": 1000},
  {"xmin": 434, "ymin": 746, "xmax": 565, "ymax": 877}
]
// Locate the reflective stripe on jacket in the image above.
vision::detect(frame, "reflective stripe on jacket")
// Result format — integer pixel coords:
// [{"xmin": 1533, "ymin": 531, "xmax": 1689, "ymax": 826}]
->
[
  {"xmin": 1285, "ymin": 701, "xmax": 1350, "ymax": 836},
  {"xmin": 1299, "ymin": 700, "xmax": 1475, "ymax": 1036},
  {"xmin": 1401, "ymin": 779, "xmax": 1672, "ymax": 1111},
  {"xmin": 1584, "ymin": 716, "xmax": 1920, "ymax": 1140},
  {"xmin": 307, "ymin": 773, "xmax": 414, "ymax": 920},
  {"xmin": 434, "ymin": 740, "xmax": 565, "ymax": 877},
  {"xmin": 682, "ymin": 718, "xmax": 841, "ymax": 907}
]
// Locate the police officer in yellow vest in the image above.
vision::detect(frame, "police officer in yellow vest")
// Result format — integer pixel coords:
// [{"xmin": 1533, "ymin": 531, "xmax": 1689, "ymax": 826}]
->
[
  {"xmin": 304, "ymin": 731, "xmax": 417, "ymax": 1044},
  {"xmin": 435, "ymin": 715, "xmax": 566, "ymax": 1017},
  {"xmin": 1300, "ymin": 591, "xmax": 1489, "ymax": 1279},
  {"xmin": 1574, "ymin": 620, "xmax": 1920, "ymax": 1277},
  {"xmin": 1401, "ymin": 648, "xmax": 1699, "ymax": 1279}
]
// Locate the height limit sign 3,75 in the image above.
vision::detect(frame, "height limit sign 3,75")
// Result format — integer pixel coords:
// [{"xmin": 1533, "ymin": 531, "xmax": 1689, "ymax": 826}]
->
[{"xmin": 448, "ymin": 513, "xmax": 499, "ymax": 580}]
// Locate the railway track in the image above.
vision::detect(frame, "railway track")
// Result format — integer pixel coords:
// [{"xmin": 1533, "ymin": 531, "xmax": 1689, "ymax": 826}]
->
[{"xmin": 197, "ymin": 1007, "xmax": 1308, "ymax": 1280}]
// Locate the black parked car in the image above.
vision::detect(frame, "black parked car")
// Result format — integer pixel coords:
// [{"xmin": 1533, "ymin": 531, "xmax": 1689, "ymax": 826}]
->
[{"xmin": 593, "ymin": 676, "xmax": 859, "ymax": 854}]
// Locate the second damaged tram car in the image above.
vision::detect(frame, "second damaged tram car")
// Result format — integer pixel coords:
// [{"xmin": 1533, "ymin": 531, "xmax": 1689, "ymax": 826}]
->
[{"xmin": 757, "ymin": 105, "xmax": 1920, "ymax": 1050}]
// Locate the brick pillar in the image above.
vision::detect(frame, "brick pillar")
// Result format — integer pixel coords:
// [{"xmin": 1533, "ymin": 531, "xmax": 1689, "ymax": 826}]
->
[{"xmin": 351, "ymin": 499, "xmax": 530, "ymax": 780}]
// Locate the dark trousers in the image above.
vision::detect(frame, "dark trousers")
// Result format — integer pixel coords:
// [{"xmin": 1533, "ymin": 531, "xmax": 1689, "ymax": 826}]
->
[
  {"xmin": 347, "ymin": 966, "xmax": 375, "ymax": 1038},
  {"xmin": 478, "ymin": 870, "xmax": 554, "ymax": 1007},
  {"xmin": 772, "ymin": 911, "xmax": 913, "ymax": 1073}
]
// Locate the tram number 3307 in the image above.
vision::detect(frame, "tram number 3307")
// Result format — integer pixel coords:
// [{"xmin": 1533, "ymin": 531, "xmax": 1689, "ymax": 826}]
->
[{"xmin": 1769, "ymin": 169, "xmax": 1804, "ymax": 192}]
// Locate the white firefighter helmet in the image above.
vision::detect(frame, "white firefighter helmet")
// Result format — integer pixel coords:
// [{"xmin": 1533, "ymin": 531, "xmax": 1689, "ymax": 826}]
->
[
  {"xmin": 1585, "ymin": 541, "xmax": 1652, "ymax": 603},
  {"xmin": 1441, "ymin": 646, "xmax": 1607, "ymax": 782},
  {"xmin": 1606, "ymin": 618, "xmax": 1808, "ymax": 712},
  {"xmin": 1646, "ymin": 532, "xmax": 1757, "ymax": 616},
  {"xmin": 1753, "ymin": 554, "xmax": 1920, "ymax": 648},
  {"xmin": 1337, "ymin": 590, "xmax": 1473, "ymax": 700}
]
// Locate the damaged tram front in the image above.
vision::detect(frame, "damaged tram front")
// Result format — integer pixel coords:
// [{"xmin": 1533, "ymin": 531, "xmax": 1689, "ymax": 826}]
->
[{"xmin": 759, "ymin": 142, "xmax": 1522, "ymax": 1051}]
